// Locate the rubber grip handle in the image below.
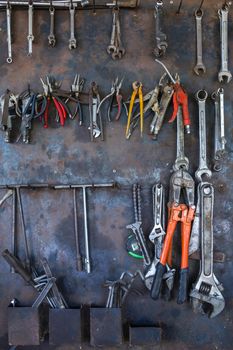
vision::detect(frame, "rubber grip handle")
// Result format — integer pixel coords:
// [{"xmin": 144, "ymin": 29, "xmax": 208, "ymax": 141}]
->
[
  {"xmin": 76, "ymin": 256, "xmax": 83, "ymax": 272},
  {"xmin": 177, "ymin": 267, "xmax": 188, "ymax": 304},
  {"xmin": 150, "ymin": 262, "xmax": 166, "ymax": 300},
  {"xmin": 2, "ymin": 249, "xmax": 33, "ymax": 285}
]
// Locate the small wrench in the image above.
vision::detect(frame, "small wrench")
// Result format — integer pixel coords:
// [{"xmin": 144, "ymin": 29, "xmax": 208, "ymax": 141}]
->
[
  {"xmin": 68, "ymin": 4, "xmax": 77, "ymax": 50},
  {"xmin": 154, "ymin": 0, "xmax": 168, "ymax": 58},
  {"xmin": 194, "ymin": 9, "xmax": 206, "ymax": 75},
  {"xmin": 27, "ymin": 0, "xmax": 34, "ymax": 56},
  {"xmin": 218, "ymin": 5, "xmax": 232, "ymax": 83},
  {"xmin": 6, "ymin": 0, "xmax": 13, "ymax": 63},
  {"xmin": 48, "ymin": 5, "xmax": 56, "ymax": 47},
  {"xmin": 195, "ymin": 90, "xmax": 212, "ymax": 182}
]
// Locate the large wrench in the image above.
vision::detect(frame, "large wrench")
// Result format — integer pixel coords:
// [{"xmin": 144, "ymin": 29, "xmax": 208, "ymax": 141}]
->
[
  {"xmin": 6, "ymin": 1, "xmax": 13, "ymax": 63},
  {"xmin": 173, "ymin": 106, "xmax": 189, "ymax": 171},
  {"xmin": 68, "ymin": 5, "xmax": 77, "ymax": 50},
  {"xmin": 48, "ymin": 6, "xmax": 56, "ymax": 47},
  {"xmin": 190, "ymin": 183, "xmax": 225, "ymax": 318},
  {"xmin": 195, "ymin": 90, "xmax": 212, "ymax": 182},
  {"xmin": 218, "ymin": 5, "xmax": 232, "ymax": 83},
  {"xmin": 154, "ymin": 0, "xmax": 167, "ymax": 58},
  {"xmin": 193, "ymin": 9, "xmax": 206, "ymax": 75},
  {"xmin": 27, "ymin": 1, "xmax": 34, "ymax": 56}
]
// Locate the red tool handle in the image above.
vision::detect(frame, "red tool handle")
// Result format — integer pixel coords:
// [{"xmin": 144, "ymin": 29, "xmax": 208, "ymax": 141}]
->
[
  {"xmin": 115, "ymin": 94, "xmax": 123, "ymax": 121},
  {"xmin": 53, "ymin": 97, "xmax": 66, "ymax": 126},
  {"xmin": 169, "ymin": 83, "xmax": 191, "ymax": 127}
]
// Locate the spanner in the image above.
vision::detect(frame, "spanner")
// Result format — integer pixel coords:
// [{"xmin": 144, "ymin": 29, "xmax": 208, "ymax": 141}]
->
[
  {"xmin": 48, "ymin": 5, "xmax": 56, "ymax": 47},
  {"xmin": 27, "ymin": 0, "xmax": 34, "ymax": 56},
  {"xmin": 6, "ymin": 0, "xmax": 13, "ymax": 63},
  {"xmin": 68, "ymin": 3, "xmax": 77, "ymax": 50},
  {"xmin": 194, "ymin": 9, "xmax": 206, "ymax": 75},
  {"xmin": 195, "ymin": 90, "xmax": 212, "ymax": 182},
  {"xmin": 190, "ymin": 183, "xmax": 225, "ymax": 318},
  {"xmin": 154, "ymin": 0, "xmax": 168, "ymax": 58},
  {"xmin": 173, "ymin": 106, "xmax": 189, "ymax": 171},
  {"xmin": 218, "ymin": 5, "xmax": 232, "ymax": 83},
  {"xmin": 211, "ymin": 88, "xmax": 226, "ymax": 172}
]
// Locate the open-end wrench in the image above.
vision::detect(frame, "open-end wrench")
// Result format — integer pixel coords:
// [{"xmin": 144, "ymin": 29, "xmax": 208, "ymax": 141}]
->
[
  {"xmin": 190, "ymin": 183, "xmax": 225, "ymax": 318},
  {"xmin": 154, "ymin": 0, "xmax": 167, "ymax": 58},
  {"xmin": 173, "ymin": 106, "xmax": 189, "ymax": 171},
  {"xmin": 68, "ymin": 4, "xmax": 77, "ymax": 50},
  {"xmin": 27, "ymin": 0, "xmax": 34, "ymax": 56},
  {"xmin": 112, "ymin": 7, "xmax": 125, "ymax": 59},
  {"xmin": 218, "ymin": 5, "xmax": 232, "ymax": 83},
  {"xmin": 194, "ymin": 9, "xmax": 206, "ymax": 76},
  {"xmin": 48, "ymin": 5, "xmax": 56, "ymax": 47},
  {"xmin": 107, "ymin": 7, "xmax": 117, "ymax": 55},
  {"xmin": 195, "ymin": 90, "xmax": 212, "ymax": 182},
  {"xmin": 6, "ymin": 0, "xmax": 13, "ymax": 63}
]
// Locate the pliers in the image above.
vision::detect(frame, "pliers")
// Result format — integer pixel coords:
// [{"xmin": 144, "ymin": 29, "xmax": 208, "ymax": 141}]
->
[
  {"xmin": 67, "ymin": 74, "xmax": 85, "ymax": 124},
  {"xmin": 151, "ymin": 168, "xmax": 195, "ymax": 304},
  {"xmin": 97, "ymin": 77, "xmax": 124, "ymax": 122},
  {"xmin": 40, "ymin": 77, "xmax": 69, "ymax": 128},
  {"xmin": 126, "ymin": 81, "xmax": 144, "ymax": 138}
]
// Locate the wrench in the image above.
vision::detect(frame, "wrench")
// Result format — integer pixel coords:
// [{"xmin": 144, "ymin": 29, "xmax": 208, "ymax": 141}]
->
[
  {"xmin": 218, "ymin": 5, "xmax": 232, "ymax": 83},
  {"xmin": 154, "ymin": 0, "xmax": 167, "ymax": 58},
  {"xmin": 173, "ymin": 106, "xmax": 189, "ymax": 171},
  {"xmin": 195, "ymin": 90, "xmax": 212, "ymax": 182},
  {"xmin": 126, "ymin": 222, "xmax": 151, "ymax": 266},
  {"xmin": 68, "ymin": 4, "xmax": 77, "ymax": 50},
  {"xmin": 212, "ymin": 88, "xmax": 226, "ymax": 172},
  {"xmin": 48, "ymin": 6, "xmax": 56, "ymax": 47},
  {"xmin": 107, "ymin": 7, "xmax": 117, "ymax": 55},
  {"xmin": 194, "ymin": 9, "xmax": 206, "ymax": 75},
  {"xmin": 6, "ymin": 1, "xmax": 13, "ymax": 63},
  {"xmin": 27, "ymin": 1, "xmax": 34, "ymax": 56},
  {"xmin": 189, "ymin": 183, "xmax": 225, "ymax": 318}
]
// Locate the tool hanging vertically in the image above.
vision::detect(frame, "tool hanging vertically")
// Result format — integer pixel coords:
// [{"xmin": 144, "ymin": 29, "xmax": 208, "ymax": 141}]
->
[
  {"xmin": 48, "ymin": 0, "xmax": 56, "ymax": 47},
  {"xmin": 154, "ymin": 0, "xmax": 167, "ymax": 58},
  {"xmin": 27, "ymin": 0, "xmax": 34, "ymax": 56}
]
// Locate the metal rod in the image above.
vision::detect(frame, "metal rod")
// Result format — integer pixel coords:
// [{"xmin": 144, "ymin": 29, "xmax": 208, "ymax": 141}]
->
[
  {"xmin": 82, "ymin": 186, "xmax": 91, "ymax": 273},
  {"xmin": 16, "ymin": 187, "xmax": 31, "ymax": 272},
  {"xmin": 11, "ymin": 188, "xmax": 16, "ymax": 273},
  {"xmin": 73, "ymin": 188, "xmax": 83, "ymax": 271}
]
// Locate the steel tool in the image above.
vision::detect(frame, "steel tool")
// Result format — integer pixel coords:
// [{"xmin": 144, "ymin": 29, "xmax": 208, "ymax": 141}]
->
[
  {"xmin": 194, "ymin": 9, "xmax": 206, "ymax": 75},
  {"xmin": 154, "ymin": 0, "xmax": 167, "ymax": 58},
  {"xmin": 48, "ymin": 0, "xmax": 56, "ymax": 46},
  {"xmin": 218, "ymin": 4, "xmax": 232, "ymax": 83},
  {"xmin": 69, "ymin": 0, "xmax": 77, "ymax": 49},
  {"xmin": 27, "ymin": 0, "xmax": 34, "ymax": 56}
]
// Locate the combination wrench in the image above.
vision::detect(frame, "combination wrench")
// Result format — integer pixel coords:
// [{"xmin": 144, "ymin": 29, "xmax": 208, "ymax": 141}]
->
[
  {"xmin": 154, "ymin": 0, "xmax": 167, "ymax": 58},
  {"xmin": 194, "ymin": 9, "xmax": 206, "ymax": 75},
  {"xmin": 48, "ymin": 4, "xmax": 56, "ymax": 47},
  {"xmin": 189, "ymin": 183, "xmax": 225, "ymax": 318},
  {"xmin": 195, "ymin": 90, "xmax": 212, "ymax": 182},
  {"xmin": 27, "ymin": 0, "xmax": 34, "ymax": 56},
  {"xmin": 6, "ymin": 0, "xmax": 13, "ymax": 63},
  {"xmin": 218, "ymin": 4, "xmax": 232, "ymax": 83},
  {"xmin": 68, "ymin": 3, "xmax": 77, "ymax": 50},
  {"xmin": 211, "ymin": 88, "xmax": 226, "ymax": 172}
]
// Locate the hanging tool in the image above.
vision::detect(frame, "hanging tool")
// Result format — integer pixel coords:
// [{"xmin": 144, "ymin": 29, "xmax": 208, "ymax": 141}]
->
[
  {"xmin": 151, "ymin": 108, "xmax": 195, "ymax": 304},
  {"xmin": 48, "ymin": 0, "xmax": 56, "ymax": 47},
  {"xmin": 154, "ymin": 0, "xmax": 168, "ymax": 58},
  {"xmin": 155, "ymin": 59, "xmax": 191, "ymax": 134},
  {"xmin": 97, "ymin": 77, "xmax": 124, "ymax": 121},
  {"xmin": 126, "ymin": 81, "xmax": 144, "ymax": 138},
  {"xmin": 89, "ymin": 81, "xmax": 103, "ymax": 141},
  {"xmin": 66, "ymin": 74, "xmax": 85, "ymax": 124}
]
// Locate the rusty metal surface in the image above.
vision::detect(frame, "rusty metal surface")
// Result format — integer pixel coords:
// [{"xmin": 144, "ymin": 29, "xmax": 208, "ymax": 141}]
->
[{"xmin": 0, "ymin": 0, "xmax": 232, "ymax": 349}]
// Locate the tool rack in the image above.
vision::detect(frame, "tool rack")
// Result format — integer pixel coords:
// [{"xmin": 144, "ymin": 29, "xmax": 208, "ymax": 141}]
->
[{"xmin": 0, "ymin": 0, "xmax": 232, "ymax": 349}]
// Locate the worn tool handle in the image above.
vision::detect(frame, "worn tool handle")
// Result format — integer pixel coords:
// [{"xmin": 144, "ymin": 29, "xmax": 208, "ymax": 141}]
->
[
  {"xmin": 177, "ymin": 267, "xmax": 188, "ymax": 304},
  {"xmin": 150, "ymin": 262, "xmax": 166, "ymax": 300},
  {"xmin": 2, "ymin": 249, "xmax": 33, "ymax": 285}
]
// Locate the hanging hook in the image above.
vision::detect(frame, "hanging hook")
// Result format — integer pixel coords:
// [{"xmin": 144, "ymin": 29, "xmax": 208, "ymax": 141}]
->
[
  {"xmin": 176, "ymin": 0, "xmax": 183, "ymax": 14},
  {"xmin": 197, "ymin": 0, "xmax": 204, "ymax": 12}
]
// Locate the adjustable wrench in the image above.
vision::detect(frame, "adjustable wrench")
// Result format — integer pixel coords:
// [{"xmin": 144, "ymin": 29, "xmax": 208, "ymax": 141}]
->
[
  {"xmin": 218, "ymin": 5, "xmax": 232, "ymax": 83},
  {"xmin": 27, "ymin": 0, "xmax": 34, "ymax": 56},
  {"xmin": 195, "ymin": 90, "xmax": 212, "ymax": 182},
  {"xmin": 154, "ymin": 0, "xmax": 167, "ymax": 58},
  {"xmin": 173, "ymin": 106, "xmax": 189, "ymax": 171},
  {"xmin": 194, "ymin": 9, "xmax": 206, "ymax": 75},
  {"xmin": 68, "ymin": 4, "xmax": 77, "ymax": 50},
  {"xmin": 48, "ymin": 6, "xmax": 56, "ymax": 47},
  {"xmin": 6, "ymin": 1, "xmax": 13, "ymax": 63},
  {"xmin": 190, "ymin": 183, "xmax": 225, "ymax": 318},
  {"xmin": 212, "ymin": 88, "xmax": 226, "ymax": 172}
]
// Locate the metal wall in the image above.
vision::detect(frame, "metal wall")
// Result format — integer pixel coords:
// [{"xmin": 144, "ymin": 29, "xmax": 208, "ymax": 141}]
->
[{"xmin": 0, "ymin": 0, "xmax": 232, "ymax": 348}]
